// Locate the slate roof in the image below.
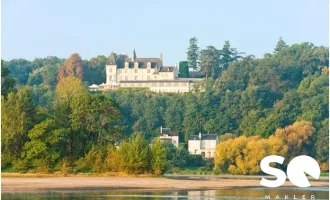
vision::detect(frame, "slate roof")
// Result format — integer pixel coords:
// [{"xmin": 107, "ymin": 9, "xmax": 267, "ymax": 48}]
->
[
  {"xmin": 160, "ymin": 132, "xmax": 178, "ymax": 136},
  {"xmin": 189, "ymin": 134, "xmax": 218, "ymax": 140},
  {"xmin": 107, "ymin": 51, "xmax": 162, "ymax": 69},
  {"xmin": 159, "ymin": 66, "xmax": 175, "ymax": 72}
]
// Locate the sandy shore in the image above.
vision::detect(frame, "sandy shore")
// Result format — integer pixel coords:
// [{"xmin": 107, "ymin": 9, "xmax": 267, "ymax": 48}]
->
[{"xmin": 2, "ymin": 176, "xmax": 329, "ymax": 193}]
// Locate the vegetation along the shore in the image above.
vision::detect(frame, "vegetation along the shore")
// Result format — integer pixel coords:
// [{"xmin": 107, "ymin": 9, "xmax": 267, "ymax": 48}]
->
[{"xmin": 1, "ymin": 38, "xmax": 329, "ymax": 175}]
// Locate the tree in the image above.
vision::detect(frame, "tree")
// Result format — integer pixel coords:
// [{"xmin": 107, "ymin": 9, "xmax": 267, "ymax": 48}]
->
[
  {"xmin": 83, "ymin": 55, "xmax": 108, "ymax": 84},
  {"xmin": 1, "ymin": 87, "xmax": 36, "ymax": 167},
  {"xmin": 172, "ymin": 148, "xmax": 190, "ymax": 168},
  {"xmin": 269, "ymin": 121, "xmax": 315, "ymax": 162},
  {"xmin": 315, "ymin": 119, "xmax": 329, "ymax": 163},
  {"xmin": 219, "ymin": 41, "xmax": 244, "ymax": 71},
  {"xmin": 58, "ymin": 53, "xmax": 84, "ymax": 82},
  {"xmin": 151, "ymin": 140, "xmax": 167, "ymax": 175},
  {"xmin": 214, "ymin": 121, "xmax": 315, "ymax": 174},
  {"xmin": 118, "ymin": 134, "xmax": 151, "ymax": 174},
  {"xmin": 56, "ymin": 77, "xmax": 87, "ymax": 102},
  {"xmin": 31, "ymin": 56, "xmax": 65, "ymax": 70},
  {"xmin": 187, "ymin": 37, "xmax": 199, "ymax": 71},
  {"xmin": 164, "ymin": 97, "xmax": 184, "ymax": 135},
  {"xmin": 75, "ymin": 144, "xmax": 110, "ymax": 173},
  {"xmin": 219, "ymin": 133, "xmax": 236, "ymax": 142},
  {"xmin": 22, "ymin": 119, "xmax": 64, "ymax": 172},
  {"xmin": 1, "ymin": 60, "xmax": 16, "ymax": 97},
  {"xmin": 182, "ymin": 94, "xmax": 201, "ymax": 141},
  {"xmin": 274, "ymin": 37, "xmax": 288, "ymax": 53},
  {"xmin": 199, "ymin": 46, "xmax": 220, "ymax": 78},
  {"xmin": 214, "ymin": 56, "xmax": 256, "ymax": 93},
  {"xmin": 69, "ymin": 94, "xmax": 122, "ymax": 143},
  {"xmin": 239, "ymin": 110, "xmax": 264, "ymax": 136},
  {"xmin": 7, "ymin": 59, "xmax": 33, "ymax": 85},
  {"xmin": 44, "ymin": 64, "xmax": 60, "ymax": 86}
]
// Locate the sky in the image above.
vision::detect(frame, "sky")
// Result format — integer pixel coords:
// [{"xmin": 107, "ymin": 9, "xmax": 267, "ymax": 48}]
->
[{"xmin": 2, "ymin": 0, "xmax": 329, "ymax": 65}]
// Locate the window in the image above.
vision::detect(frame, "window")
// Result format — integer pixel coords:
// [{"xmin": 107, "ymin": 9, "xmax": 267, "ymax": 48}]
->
[
  {"xmin": 109, "ymin": 76, "xmax": 112, "ymax": 81},
  {"xmin": 125, "ymin": 69, "xmax": 128, "ymax": 73},
  {"xmin": 119, "ymin": 76, "xmax": 122, "ymax": 81},
  {"xmin": 125, "ymin": 76, "xmax": 128, "ymax": 80},
  {"xmin": 119, "ymin": 69, "xmax": 122, "ymax": 73},
  {"xmin": 109, "ymin": 68, "xmax": 112, "ymax": 73},
  {"xmin": 147, "ymin": 69, "xmax": 150, "ymax": 73},
  {"xmin": 134, "ymin": 76, "xmax": 137, "ymax": 80},
  {"xmin": 135, "ymin": 69, "xmax": 138, "ymax": 73},
  {"xmin": 147, "ymin": 76, "xmax": 150, "ymax": 80}
]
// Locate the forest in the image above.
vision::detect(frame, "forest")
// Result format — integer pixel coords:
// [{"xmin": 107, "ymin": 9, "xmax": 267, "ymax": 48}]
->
[{"xmin": 1, "ymin": 38, "xmax": 329, "ymax": 175}]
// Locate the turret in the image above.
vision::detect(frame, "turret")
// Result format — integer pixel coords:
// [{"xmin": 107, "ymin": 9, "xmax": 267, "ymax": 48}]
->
[{"xmin": 132, "ymin": 49, "xmax": 136, "ymax": 61}]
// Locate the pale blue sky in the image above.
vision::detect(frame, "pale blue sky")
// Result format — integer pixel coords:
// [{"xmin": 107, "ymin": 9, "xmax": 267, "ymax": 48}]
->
[{"xmin": 2, "ymin": 0, "xmax": 329, "ymax": 65}]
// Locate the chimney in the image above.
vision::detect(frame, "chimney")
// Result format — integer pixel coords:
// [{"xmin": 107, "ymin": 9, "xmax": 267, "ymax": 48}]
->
[
  {"xmin": 199, "ymin": 132, "xmax": 202, "ymax": 139},
  {"xmin": 160, "ymin": 53, "xmax": 163, "ymax": 60}
]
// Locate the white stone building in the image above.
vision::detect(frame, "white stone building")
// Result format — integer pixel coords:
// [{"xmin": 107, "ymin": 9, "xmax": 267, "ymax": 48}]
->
[
  {"xmin": 188, "ymin": 133, "xmax": 219, "ymax": 159},
  {"xmin": 159, "ymin": 127, "xmax": 179, "ymax": 148},
  {"xmin": 99, "ymin": 50, "xmax": 203, "ymax": 93}
]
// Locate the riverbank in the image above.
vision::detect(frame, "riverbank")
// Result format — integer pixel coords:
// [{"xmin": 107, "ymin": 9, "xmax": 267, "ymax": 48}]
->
[{"xmin": 2, "ymin": 175, "xmax": 329, "ymax": 193}]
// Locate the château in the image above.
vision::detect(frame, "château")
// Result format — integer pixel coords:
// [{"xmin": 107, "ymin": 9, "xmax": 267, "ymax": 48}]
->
[{"xmin": 93, "ymin": 50, "xmax": 203, "ymax": 93}]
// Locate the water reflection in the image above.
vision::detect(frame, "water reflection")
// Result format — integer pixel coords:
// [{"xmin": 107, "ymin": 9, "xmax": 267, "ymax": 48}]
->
[{"xmin": 2, "ymin": 187, "xmax": 329, "ymax": 200}]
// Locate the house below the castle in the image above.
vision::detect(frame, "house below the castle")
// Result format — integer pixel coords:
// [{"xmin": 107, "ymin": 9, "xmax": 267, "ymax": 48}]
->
[
  {"xmin": 94, "ymin": 50, "xmax": 203, "ymax": 93},
  {"xmin": 188, "ymin": 133, "xmax": 219, "ymax": 159},
  {"xmin": 159, "ymin": 126, "xmax": 179, "ymax": 148}
]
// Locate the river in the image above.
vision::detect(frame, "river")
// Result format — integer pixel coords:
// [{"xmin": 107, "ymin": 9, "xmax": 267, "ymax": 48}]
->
[{"xmin": 2, "ymin": 186, "xmax": 328, "ymax": 200}]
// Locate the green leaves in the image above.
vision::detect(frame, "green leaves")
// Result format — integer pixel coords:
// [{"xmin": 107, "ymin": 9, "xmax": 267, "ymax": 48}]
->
[
  {"xmin": 22, "ymin": 119, "xmax": 61, "ymax": 171},
  {"xmin": 187, "ymin": 37, "xmax": 199, "ymax": 71},
  {"xmin": 118, "ymin": 134, "xmax": 151, "ymax": 174}
]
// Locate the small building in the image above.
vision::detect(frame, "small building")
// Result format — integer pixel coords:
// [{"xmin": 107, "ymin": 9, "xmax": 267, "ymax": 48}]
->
[
  {"xmin": 188, "ymin": 133, "xmax": 219, "ymax": 159},
  {"xmin": 88, "ymin": 84, "xmax": 99, "ymax": 91},
  {"xmin": 159, "ymin": 127, "xmax": 179, "ymax": 148}
]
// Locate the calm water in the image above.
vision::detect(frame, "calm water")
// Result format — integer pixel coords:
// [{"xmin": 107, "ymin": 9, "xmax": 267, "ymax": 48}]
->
[{"xmin": 2, "ymin": 187, "xmax": 329, "ymax": 200}]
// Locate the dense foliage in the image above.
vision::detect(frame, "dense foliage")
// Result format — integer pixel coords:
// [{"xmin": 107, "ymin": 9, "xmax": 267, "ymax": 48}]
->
[{"xmin": 1, "ymin": 38, "xmax": 329, "ymax": 174}]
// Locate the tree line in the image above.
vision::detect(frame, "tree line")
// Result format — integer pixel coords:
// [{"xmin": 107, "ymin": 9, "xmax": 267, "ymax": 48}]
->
[{"xmin": 1, "ymin": 38, "xmax": 329, "ymax": 174}]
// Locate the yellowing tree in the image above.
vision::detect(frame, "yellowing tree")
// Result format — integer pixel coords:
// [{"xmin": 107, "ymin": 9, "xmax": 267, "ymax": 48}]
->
[
  {"xmin": 214, "ymin": 121, "xmax": 315, "ymax": 174},
  {"xmin": 56, "ymin": 77, "xmax": 87, "ymax": 102},
  {"xmin": 271, "ymin": 121, "xmax": 315, "ymax": 161}
]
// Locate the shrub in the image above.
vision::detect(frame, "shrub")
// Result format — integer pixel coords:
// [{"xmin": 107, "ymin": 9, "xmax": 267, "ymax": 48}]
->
[
  {"xmin": 12, "ymin": 160, "xmax": 28, "ymax": 173},
  {"xmin": 151, "ymin": 140, "xmax": 167, "ymax": 175},
  {"xmin": 56, "ymin": 157, "xmax": 73, "ymax": 174}
]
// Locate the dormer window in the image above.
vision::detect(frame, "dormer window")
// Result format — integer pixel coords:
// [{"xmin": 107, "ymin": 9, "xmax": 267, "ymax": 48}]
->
[
  {"xmin": 147, "ymin": 62, "xmax": 151, "ymax": 68},
  {"xmin": 125, "ymin": 61, "xmax": 129, "ymax": 68},
  {"xmin": 134, "ymin": 62, "xmax": 139, "ymax": 68}
]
